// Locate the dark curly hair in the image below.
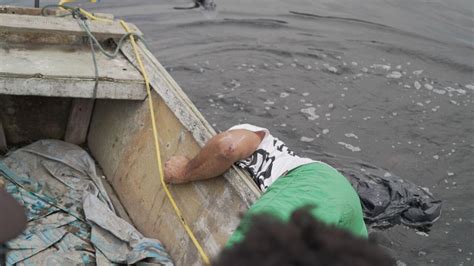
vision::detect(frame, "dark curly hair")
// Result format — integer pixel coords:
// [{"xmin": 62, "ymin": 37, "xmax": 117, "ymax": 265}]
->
[{"xmin": 215, "ymin": 207, "xmax": 395, "ymax": 266}]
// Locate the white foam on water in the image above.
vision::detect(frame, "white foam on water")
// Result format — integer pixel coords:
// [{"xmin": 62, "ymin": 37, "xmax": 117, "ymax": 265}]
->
[
  {"xmin": 280, "ymin": 92, "xmax": 289, "ymax": 98},
  {"xmin": 465, "ymin": 84, "xmax": 474, "ymax": 90},
  {"xmin": 363, "ymin": 116, "xmax": 371, "ymax": 120},
  {"xmin": 433, "ymin": 89, "xmax": 446, "ymax": 95},
  {"xmin": 344, "ymin": 133, "xmax": 359, "ymax": 139},
  {"xmin": 323, "ymin": 63, "xmax": 338, "ymax": 73},
  {"xmin": 264, "ymin": 100, "xmax": 275, "ymax": 105},
  {"xmin": 337, "ymin": 142, "xmax": 361, "ymax": 152},
  {"xmin": 387, "ymin": 71, "xmax": 402, "ymax": 78},
  {"xmin": 291, "ymin": 63, "xmax": 297, "ymax": 67},
  {"xmin": 424, "ymin": 84, "xmax": 434, "ymax": 90},
  {"xmin": 304, "ymin": 103, "xmax": 313, "ymax": 107},
  {"xmin": 302, "ymin": 92, "xmax": 310, "ymax": 96},
  {"xmin": 351, "ymin": 61, "xmax": 358, "ymax": 66},
  {"xmin": 322, "ymin": 129, "xmax": 330, "ymax": 134},
  {"xmin": 328, "ymin": 103, "xmax": 334, "ymax": 109},
  {"xmin": 370, "ymin": 64, "xmax": 391, "ymax": 71},
  {"xmin": 416, "ymin": 231, "xmax": 429, "ymax": 237},
  {"xmin": 396, "ymin": 65, "xmax": 402, "ymax": 69},
  {"xmin": 404, "ymin": 84, "xmax": 411, "ymax": 88},
  {"xmin": 416, "ymin": 102, "xmax": 424, "ymax": 107},
  {"xmin": 276, "ymin": 62, "xmax": 284, "ymax": 67},
  {"xmin": 433, "ymin": 155, "xmax": 440, "ymax": 160},
  {"xmin": 445, "ymin": 87, "xmax": 467, "ymax": 94},
  {"xmin": 289, "ymin": 87, "xmax": 296, "ymax": 91},
  {"xmin": 305, "ymin": 65, "xmax": 312, "ymax": 70},
  {"xmin": 259, "ymin": 88, "xmax": 267, "ymax": 92},
  {"xmin": 300, "ymin": 107, "xmax": 319, "ymax": 120},
  {"xmin": 414, "ymin": 81, "xmax": 422, "ymax": 90},
  {"xmin": 413, "ymin": 70, "xmax": 424, "ymax": 75},
  {"xmin": 300, "ymin": 136, "xmax": 314, "ymax": 142}
]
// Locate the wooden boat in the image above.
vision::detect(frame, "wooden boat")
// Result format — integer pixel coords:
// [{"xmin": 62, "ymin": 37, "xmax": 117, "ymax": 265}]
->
[{"xmin": 0, "ymin": 6, "xmax": 260, "ymax": 265}]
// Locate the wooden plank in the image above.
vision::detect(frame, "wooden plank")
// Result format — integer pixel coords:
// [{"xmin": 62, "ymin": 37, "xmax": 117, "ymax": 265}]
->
[
  {"xmin": 0, "ymin": 76, "xmax": 146, "ymax": 100},
  {"xmin": 65, "ymin": 98, "xmax": 94, "ymax": 145},
  {"xmin": 119, "ymin": 41, "xmax": 261, "ymax": 205},
  {"xmin": 0, "ymin": 46, "xmax": 145, "ymax": 81},
  {"xmin": 0, "ymin": 120, "xmax": 6, "ymax": 152},
  {"xmin": 0, "ymin": 13, "xmax": 141, "ymax": 40},
  {"xmin": 0, "ymin": 6, "xmax": 62, "ymax": 16}
]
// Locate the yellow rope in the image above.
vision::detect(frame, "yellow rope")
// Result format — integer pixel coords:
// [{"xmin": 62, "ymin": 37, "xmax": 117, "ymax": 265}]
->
[
  {"xmin": 119, "ymin": 20, "xmax": 211, "ymax": 266},
  {"xmin": 58, "ymin": 4, "xmax": 212, "ymax": 261}
]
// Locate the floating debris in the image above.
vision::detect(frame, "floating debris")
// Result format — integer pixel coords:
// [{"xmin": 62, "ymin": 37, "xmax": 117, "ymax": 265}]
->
[
  {"xmin": 424, "ymin": 84, "xmax": 434, "ymax": 90},
  {"xmin": 344, "ymin": 133, "xmax": 359, "ymax": 139},
  {"xmin": 387, "ymin": 71, "xmax": 402, "ymax": 79},
  {"xmin": 445, "ymin": 87, "xmax": 466, "ymax": 94},
  {"xmin": 433, "ymin": 155, "xmax": 440, "ymax": 160},
  {"xmin": 337, "ymin": 142, "xmax": 361, "ymax": 152},
  {"xmin": 300, "ymin": 107, "xmax": 319, "ymax": 120},
  {"xmin": 413, "ymin": 70, "xmax": 424, "ymax": 75},
  {"xmin": 416, "ymin": 231, "xmax": 429, "ymax": 237},
  {"xmin": 302, "ymin": 92, "xmax": 310, "ymax": 96},
  {"xmin": 414, "ymin": 81, "xmax": 422, "ymax": 90},
  {"xmin": 300, "ymin": 136, "xmax": 314, "ymax": 142},
  {"xmin": 323, "ymin": 63, "xmax": 338, "ymax": 73},
  {"xmin": 433, "ymin": 89, "xmax": 446, "ymax": 95},
  {"xmin": 280, "ymin": 92, "xmax": 289, "ymax": 98},
  {"xmin": 370, "ymin": 64, "xmax": 391, "ymax": 71},
  {"xmin": 465, "ymin": 84, "xmax": 474, "ymax": 90}
]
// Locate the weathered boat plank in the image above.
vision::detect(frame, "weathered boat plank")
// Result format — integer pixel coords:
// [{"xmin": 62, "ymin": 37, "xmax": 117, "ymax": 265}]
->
[
  {"xmin": 0, "ymin": 46, "xmax": 144, "ymax": 81},
  {"xmin": 65, "ymin": 98, "xmax": 94, "ymax": 145},
  {"xmin": 0, "ymin": 76, "xmax": 146, "ymax": 100},
  {"xmin": 0, "ymin": 13, "xmax": 141, "ymax": 40}
]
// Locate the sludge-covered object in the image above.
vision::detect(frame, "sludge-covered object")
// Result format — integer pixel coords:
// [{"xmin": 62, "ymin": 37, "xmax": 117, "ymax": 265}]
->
[
  {"xmin": 0, "ymin": 140, "xmax": 174, "ymax": 265},
  {"xmin": 307, "ymin": 152, "xmax": 442, "ymax": 230}
]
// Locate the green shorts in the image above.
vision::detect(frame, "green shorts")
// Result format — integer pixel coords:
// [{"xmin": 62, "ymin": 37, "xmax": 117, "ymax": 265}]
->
[{"xmin": 226, "ymin": 162, "xmax": 368, "ymax": 247}]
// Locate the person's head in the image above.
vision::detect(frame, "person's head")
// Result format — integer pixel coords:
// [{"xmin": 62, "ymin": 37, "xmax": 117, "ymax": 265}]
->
[{"xmin": 215, "ymin": 207, "xmax": 395, "ymax": 266}]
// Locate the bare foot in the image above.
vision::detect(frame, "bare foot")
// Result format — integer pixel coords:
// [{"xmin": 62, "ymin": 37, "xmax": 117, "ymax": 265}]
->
[{"xmin": 164, "ymin": 156, "xmax": 190, "ymax": 184}]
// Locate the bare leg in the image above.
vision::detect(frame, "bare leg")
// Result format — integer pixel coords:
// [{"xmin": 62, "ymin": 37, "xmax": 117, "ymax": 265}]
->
[{"xmin": 164, "ymin": 129, "xmax": 263, "ymax": 184}]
